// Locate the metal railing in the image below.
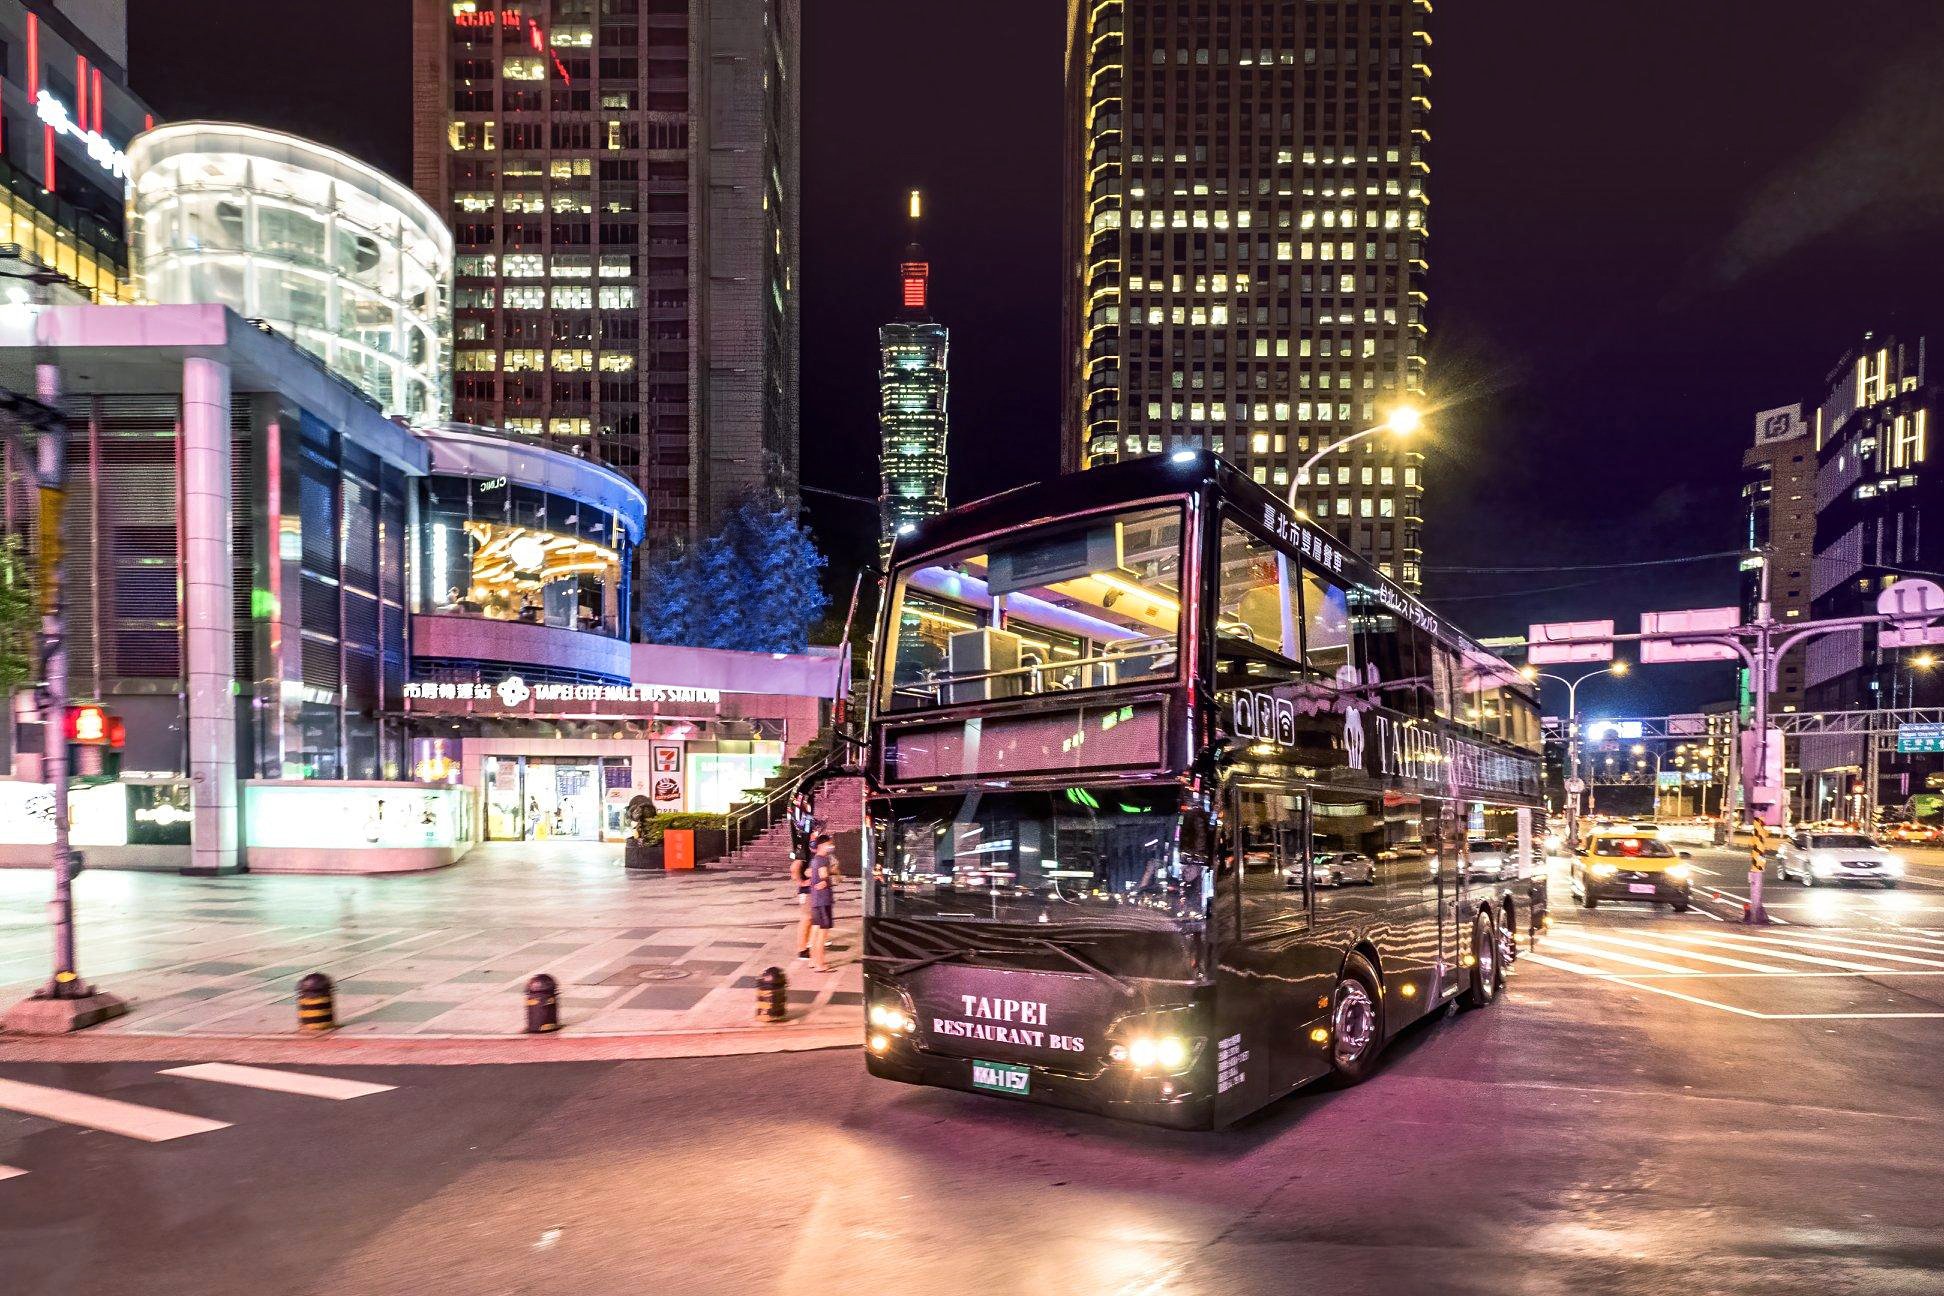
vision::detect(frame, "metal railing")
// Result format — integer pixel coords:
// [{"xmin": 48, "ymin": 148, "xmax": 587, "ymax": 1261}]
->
[{"xmin": 724, "ymin": 744, "xmax": 847, "ymax": 860}]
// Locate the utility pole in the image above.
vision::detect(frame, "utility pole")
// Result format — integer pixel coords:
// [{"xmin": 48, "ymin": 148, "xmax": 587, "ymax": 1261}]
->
[{"xmin": 1, "ymin": 360, "xmax": 125, "ymax": 1033}]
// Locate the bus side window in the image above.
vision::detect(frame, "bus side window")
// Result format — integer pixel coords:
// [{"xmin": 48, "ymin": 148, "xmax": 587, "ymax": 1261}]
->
[{"xmin": 1236, "ymin": 789, "xmax": 1307, "ymax": 936}]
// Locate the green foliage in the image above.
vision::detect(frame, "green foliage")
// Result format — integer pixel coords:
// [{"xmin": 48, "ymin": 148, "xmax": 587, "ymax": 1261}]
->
[
  {"xmin": 640, "ymin": 493, "xmax": 829, "ymax": 651},
  {"xmin": 0, "ymin": 535, "xmax": 35, "ymax": 695},
  {"xmin": 636, "ymin": 811, "xmax": 728, "ymax": 845}
]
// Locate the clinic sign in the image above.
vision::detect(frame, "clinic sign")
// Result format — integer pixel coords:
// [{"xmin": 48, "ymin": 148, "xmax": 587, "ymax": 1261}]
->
[{"xmin": 404, "ymin": 674, "xmax": 721, "ymax": 715}]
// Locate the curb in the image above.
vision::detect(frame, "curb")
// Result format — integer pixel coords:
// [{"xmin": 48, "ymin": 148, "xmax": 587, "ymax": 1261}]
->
[{"xmin": 0, "ymin": 1022, "xmax": 862, "ymax": 1067}]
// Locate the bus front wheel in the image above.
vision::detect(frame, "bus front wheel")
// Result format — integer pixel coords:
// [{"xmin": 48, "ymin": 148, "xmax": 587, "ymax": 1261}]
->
[
  {"xmin": 1327, "ymin": 954, "xmax": 1385, "ymax": 1085},
  {"xmin": 1462, "ymin": 910, "xmax": 1501, "ymax": 1009}
]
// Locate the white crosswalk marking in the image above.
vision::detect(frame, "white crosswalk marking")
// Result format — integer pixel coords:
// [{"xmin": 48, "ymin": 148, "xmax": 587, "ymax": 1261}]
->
[
  {"xmin": 1537, "ymin": 922, "xmax": 1944, "ymax": 978},
  {"xmin": 1757, "ymin": 931, "xmax": 1944, "ymax": 968},
  {"xmin": 159, "ymin": 1064, "xmax": 394, "ymax": 1101},
  {"xmin": 1562, "ymin": 931, "xmax": 1792, "ymax": 974},
  {"xmin": 0, "ymin": 1077, "xmax": 230, "ymax": 1142},
  {"xmin": 1543, "ymin": 936, "xmax": 1701, "ymax": 976},
  {"xmin": 1642, "ymin": 932, "xmax": 1892, "ymax": 972}
]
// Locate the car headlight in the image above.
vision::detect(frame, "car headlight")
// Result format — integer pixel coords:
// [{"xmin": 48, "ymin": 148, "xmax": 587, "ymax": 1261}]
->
[
  {"xmin": 1665, "ymin": 863, "xmax": 1690, "ymax": 882},
  {"xmin": 1810, "ymin": 853, "xmax": 1840, "ymax": 874},
  {"xmin": 1589, "ymin": 862, "xmax": 1618, "ymax": 877}
]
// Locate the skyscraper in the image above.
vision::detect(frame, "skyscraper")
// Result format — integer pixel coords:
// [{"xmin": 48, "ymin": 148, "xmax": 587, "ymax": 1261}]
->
[
  {"xmin": 1062, "ymin": 0, "xmax": 1431, "ymax": 586},
  {"xmin": 878, "ymin": 189, "xmax": 950, "ymax": 556},
  {"xmin": 410, "ymin": 0, "xmax": 800, "ymax": 552}
]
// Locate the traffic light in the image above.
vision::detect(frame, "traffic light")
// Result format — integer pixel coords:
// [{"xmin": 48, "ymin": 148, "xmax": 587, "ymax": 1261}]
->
[{"xmin": 65, "ymin": 702, "xmax": 123, "ymax": 785}]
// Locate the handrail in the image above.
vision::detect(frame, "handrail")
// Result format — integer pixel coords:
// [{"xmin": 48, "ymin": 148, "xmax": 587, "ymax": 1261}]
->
[{"xmin": 724, "ymin": 744, "xmax": 848, "ymax": 859}]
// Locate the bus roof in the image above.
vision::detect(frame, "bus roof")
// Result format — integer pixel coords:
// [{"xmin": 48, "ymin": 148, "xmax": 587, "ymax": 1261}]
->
[{"xmin": 890, "ymin": 452, "xmax": 1521, "ymax": 690}]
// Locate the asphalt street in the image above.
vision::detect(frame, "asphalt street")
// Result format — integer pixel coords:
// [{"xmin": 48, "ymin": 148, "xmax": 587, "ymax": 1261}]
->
[{"xmin": 5, "ymin": 847, "xmax": 1944, "ymax": 1296}]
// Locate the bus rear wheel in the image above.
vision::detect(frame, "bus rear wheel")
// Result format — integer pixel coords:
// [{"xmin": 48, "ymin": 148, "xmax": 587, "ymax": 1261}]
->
[
  {"xmin": 1463, "ymin": 910, "xmax": 1501, "ymax": 1009},
  {"xmin": 1327, "ymin": 954, "xmax": 1384, "ymax": 1085}
]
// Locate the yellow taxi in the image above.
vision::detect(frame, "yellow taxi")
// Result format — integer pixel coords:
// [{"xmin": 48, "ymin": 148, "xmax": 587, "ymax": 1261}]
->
[{"xmin": 1571, "ymin": 828, "xmax": 1694, "ymax": 913}]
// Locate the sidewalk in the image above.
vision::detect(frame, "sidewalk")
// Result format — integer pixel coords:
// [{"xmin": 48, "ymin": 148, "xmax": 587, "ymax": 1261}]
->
[{"xmin": 0, "ymin": 844, "xmax": 862, "ymax": 1057}]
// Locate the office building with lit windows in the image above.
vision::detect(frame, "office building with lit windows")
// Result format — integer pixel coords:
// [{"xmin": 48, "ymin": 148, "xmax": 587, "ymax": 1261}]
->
[
  {"xmin": 0, "ymin": 1, "xmax": 152, "ymax": 303},
  {"xmin": 879, "ymin": 190, "xmax": 949, "ymax": 556},
  {"xmin": 1062, "ymin": 0, "xmax": 1431, "ymax": 586},
  {"xmin": 1793, "ymin": 333, "xmax": 1943, "ymax": 818},
  {"xmin": 409, "ymin": 0, "xmax": 801, "ymax": 551}
]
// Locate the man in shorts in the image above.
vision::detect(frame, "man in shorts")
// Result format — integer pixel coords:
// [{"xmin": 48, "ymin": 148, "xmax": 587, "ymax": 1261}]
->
[{"xmin": 807, "ymin": 833, "xmax": 838, "ymax": 972}]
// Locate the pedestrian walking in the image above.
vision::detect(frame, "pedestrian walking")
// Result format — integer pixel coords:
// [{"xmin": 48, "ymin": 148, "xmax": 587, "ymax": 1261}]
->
[{"xmin": 807, "ymin": 833, "xmax": 839, "ymax": 972}]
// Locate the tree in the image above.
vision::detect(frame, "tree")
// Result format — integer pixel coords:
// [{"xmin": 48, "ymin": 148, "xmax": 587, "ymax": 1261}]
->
[
  {"xmin": 0, "ymin": 535, "xmax": 34, "ymax": 696},
  {"xmin": 639, "ymin": 494, "xmax": 829, "ymax": 652}
]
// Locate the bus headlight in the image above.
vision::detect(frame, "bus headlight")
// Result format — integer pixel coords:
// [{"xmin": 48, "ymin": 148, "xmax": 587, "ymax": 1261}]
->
[
  {"xmin": 1589, "ymin": 862, "xmax": 1618, "ymax": 877},
  {"xmin": 868, "ymin": 1002, "xmax": 913, "ymax": 1033},
  {"xmin": 1116, "ymin": 1034, "xmax": 1194, "ymax": 1073}
]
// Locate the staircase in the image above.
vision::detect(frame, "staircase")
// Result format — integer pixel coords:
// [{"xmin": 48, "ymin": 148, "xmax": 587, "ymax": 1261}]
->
[{"xmin": 721, "ymin": 763, "xmax": 865, "ymax": 873}]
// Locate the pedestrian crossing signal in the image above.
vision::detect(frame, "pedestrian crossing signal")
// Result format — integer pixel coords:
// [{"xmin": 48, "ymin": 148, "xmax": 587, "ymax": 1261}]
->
[{"xmin": 65, "ymin": 703, "xmax": 123, "ymax": 785}]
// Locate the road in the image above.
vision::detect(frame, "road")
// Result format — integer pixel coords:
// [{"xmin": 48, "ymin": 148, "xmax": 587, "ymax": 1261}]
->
[{"xmin": 5, "ymin": 848, "xmax": 1944, "ymax": 1295}]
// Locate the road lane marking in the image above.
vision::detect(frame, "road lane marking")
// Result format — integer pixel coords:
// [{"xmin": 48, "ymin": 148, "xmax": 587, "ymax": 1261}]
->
[
  {"xmin": 1525, "ymin": 956, "xmax": 1768, "ymax": 1017},
  {"xmin": 1756, "ymin": 930, "xmax": 1944, "ymax": 967},
  {"xmin": 0, "ymin": 1165, "xmax": 25, "ymax": 1182},
  {"xmin": 1541, "ymin": 937, "xmax": 1707, "ymax": 976},
  {"xmin": 159, "ymin": 1064, "xmax": 395, "ymax": 1101},
  {"xmin": 0, "ymin": 1078, "xmax": 230, "ymax": 1142},
  {"xmin": 1647, "ymin": 932, "xmax": 1893, "ymax": 972},
  {"xmin": 1566, "ymin": 930, "xmax": 1803, "ymax": 973}
]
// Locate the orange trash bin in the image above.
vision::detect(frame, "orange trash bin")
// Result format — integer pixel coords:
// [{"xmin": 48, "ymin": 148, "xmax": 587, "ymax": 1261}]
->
[{"xmin": 663, "ymin": 828, "xmax": 695, "ymax": 870}]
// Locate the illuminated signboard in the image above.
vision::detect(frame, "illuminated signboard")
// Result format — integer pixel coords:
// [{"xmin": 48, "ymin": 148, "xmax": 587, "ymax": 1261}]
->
[
  {"xmin": 35, "ymin": 90, "xmax": 128, "ymax": 181},
  {"xmin": 404, "ymin": 675, "xmax": 721, "ymax": 706}
]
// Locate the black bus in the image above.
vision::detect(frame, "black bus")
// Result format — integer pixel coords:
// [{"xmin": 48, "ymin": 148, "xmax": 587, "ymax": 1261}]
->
[{"xmin": 860, "ymin": 453, "xmax": 1546, "ymax": 1128}]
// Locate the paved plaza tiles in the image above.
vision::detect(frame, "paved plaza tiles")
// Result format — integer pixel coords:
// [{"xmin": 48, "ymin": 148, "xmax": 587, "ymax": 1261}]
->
[{"xmin": 0, "ymin": 845, "xmax": 862, "ymax": 1040}]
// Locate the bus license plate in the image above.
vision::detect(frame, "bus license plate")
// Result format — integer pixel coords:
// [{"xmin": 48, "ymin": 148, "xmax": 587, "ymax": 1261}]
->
[
  {"xmin": 1628, "ymin": 883, "xmax": 1656, "ymax": 894},
  {"xmin": 971, "ymin": 1060, "xmax": 1031, "ymax": 1095}
]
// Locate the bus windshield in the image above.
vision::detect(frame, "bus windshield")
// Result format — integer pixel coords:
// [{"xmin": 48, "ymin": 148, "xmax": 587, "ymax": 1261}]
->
[
  {"xmin": 874, "ymin": 786, "xmax": 1205, "ymax": 928},
  {"xmin": 881, "ymin": 504, "xmax": 1185, "ymax": 712}
]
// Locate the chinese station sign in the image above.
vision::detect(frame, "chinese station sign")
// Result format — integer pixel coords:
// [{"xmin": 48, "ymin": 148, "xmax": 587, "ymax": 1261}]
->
[{"xmin": 404, "ymin": 674, "xmax": 722, "ymax": 718}]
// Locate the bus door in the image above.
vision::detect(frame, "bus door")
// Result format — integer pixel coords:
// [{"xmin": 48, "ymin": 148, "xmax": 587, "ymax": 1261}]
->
[
  {"xmin": 1434, "ymin": 799, "xmax": 1466, "ymax": 1004},
  {"xmin": 1214, "ymin": 785, "xmax": 1334, "ymax": 1123}
]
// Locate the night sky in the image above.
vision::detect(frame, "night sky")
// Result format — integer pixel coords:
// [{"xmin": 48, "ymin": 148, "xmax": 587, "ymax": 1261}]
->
[{"xmin": 127, "ymin": 0, "xmax": 1944, "ymax": 719}]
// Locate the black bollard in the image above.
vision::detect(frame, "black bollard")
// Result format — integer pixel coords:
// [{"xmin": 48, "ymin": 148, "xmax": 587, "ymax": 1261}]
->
[
  {"xmin": 525, "ymin": 973, "xmax": 560, "ymax": 1034},
  {"xmin": 755, "ymin": 965, "xmax": 788, "ymax": 1022},
  {"xmin": 296, "ymin": 972, "xmax": 336, "ymax": 1032}
]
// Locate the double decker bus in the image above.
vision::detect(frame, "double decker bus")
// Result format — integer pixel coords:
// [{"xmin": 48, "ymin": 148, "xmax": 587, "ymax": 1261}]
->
[{"xmin": 860, "ymin": 453, "xmax": 1546, "ymax": 1129}]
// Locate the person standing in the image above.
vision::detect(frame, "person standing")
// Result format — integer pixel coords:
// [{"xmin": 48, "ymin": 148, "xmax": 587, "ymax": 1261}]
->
[
  {"xmin": 790, "ymin": 844, "xmax": 814, "ymax": 961},
  {"xmin": 807, "ymin": 833, "xmax": 839, "ymax": 972}
]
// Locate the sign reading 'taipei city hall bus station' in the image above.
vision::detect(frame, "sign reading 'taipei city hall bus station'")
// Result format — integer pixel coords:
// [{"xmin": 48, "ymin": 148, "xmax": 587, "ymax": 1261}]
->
[{"xmin": 403, "ymin": 674, "xmax": 723, "ymax": 719}]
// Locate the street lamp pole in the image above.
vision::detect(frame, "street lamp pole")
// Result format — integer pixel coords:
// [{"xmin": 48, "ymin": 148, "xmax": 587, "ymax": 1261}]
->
[
  {"xmin": 1285, "ymin": 405, "xmax": 1421, "ymax": 509},
  {"xmin": 1524, "ymin": 662, "xmax": 1630, "ymax": 850}
]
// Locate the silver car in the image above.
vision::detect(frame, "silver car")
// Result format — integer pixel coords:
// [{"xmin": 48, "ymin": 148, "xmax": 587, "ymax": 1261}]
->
[
  {"xmin": 1296, "ymin": 851, "xmax": 1377, "ymax": 888},
  {"xmin": 1775, "ymin": 831, "xmax": 1905, "ymax": 888}
]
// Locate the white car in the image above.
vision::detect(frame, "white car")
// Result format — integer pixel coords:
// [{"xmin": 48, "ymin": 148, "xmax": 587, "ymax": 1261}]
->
[{"xmin": 1775, "ymin": 831, "xmax": 1905, "ymax": 888}]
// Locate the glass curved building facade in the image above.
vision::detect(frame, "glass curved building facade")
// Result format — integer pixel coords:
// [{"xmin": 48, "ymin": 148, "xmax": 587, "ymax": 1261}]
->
[
  {"xmin": 128, "ymin": 121, "xmax": 453, "ymax": 421},
  {"xmin": 414, "ymin": 424, "xmax": 646, "ymax": 650}
]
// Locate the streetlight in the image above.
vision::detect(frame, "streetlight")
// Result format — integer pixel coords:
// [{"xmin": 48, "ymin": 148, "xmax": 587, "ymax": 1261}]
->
[
  {"xmin": 1285, "ymin": 403, "xmax": 1421, "ymax": 508},
  {"xmin": 1520, "ymin": 659, "xmax": 1631, "ymax": 849}
]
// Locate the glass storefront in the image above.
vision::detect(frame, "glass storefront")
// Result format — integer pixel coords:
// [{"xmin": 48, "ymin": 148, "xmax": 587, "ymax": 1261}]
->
[
  {"xmin": 483, "ymin": 755, "xmax": 610, "ymax": 841},
  {"xmin": 422, "ymin": 474, "xmax": 628, "ymax": 637}
]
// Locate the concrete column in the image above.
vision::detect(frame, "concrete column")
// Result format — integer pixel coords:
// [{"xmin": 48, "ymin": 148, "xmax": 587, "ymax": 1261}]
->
[{"xmin": 182, "ymin": 357, "xmax": 239, "ymax": 876}]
